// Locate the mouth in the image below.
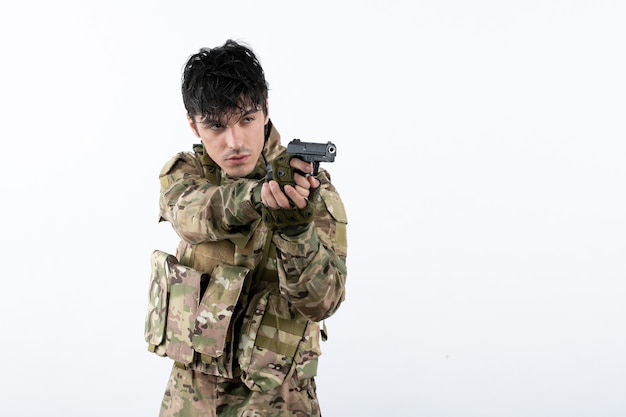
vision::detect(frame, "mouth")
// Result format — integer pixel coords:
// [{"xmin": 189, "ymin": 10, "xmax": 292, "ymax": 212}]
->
[{"xmin": 226, "ymin": 154, "xmax": 249, "ymax": 165}]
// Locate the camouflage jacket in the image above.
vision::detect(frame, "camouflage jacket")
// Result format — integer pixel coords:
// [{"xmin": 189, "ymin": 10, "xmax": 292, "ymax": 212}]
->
[{"xmin": 156, "ymin": 121, "xmax": 348, "ymax": 390}]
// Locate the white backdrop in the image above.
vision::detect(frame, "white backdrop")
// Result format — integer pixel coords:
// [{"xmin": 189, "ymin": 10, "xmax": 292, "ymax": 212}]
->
[{"xmin": 1, "ymin": 1, "xmax": 625, "ymax": 416}]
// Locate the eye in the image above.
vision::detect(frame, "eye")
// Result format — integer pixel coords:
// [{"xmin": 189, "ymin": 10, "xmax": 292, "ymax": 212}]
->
[
  {"xmin": 208, "ymin": 122, "xmax": 224, "ymax": 131},
  {"xmin": 241, "ymin": 115, "xmax": 255, "ymax": 123}
]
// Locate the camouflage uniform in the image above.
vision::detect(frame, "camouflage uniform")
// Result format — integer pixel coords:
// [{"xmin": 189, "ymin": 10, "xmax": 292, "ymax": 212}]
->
[{"xmin": 154, "ymin": 122, "xmax": 348, "ymax": 416}]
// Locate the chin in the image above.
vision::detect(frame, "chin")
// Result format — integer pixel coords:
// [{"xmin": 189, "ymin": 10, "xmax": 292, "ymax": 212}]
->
[{"xmin": 226, "ymin": 166, "xmax": 254, "ymax": 178}]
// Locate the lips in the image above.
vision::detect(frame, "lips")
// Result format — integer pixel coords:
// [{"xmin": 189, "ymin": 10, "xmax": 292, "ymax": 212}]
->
[{"xmin": 227, "ymin": 155, "xmax": 249, "ymax": 165}]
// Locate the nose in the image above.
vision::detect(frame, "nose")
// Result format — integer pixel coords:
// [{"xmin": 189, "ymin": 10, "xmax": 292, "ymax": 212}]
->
[{"xmin": 224, "ymin": 125, "xmax": 243, "ymax": 150}]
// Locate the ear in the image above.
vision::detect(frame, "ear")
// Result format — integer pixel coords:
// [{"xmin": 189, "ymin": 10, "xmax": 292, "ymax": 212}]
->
[
  {"xmin": 264, "ymin": 100, "xmax": 270, "ymax": 124},
  {"xmin": 187, "ymin": 113, "xmax": 201, "ymax": 138}
]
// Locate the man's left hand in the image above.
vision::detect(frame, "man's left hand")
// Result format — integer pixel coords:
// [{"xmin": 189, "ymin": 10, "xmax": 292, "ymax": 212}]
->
[{"xmin": 262, "ymin": 157, "xmax": 320, "ymax": 209}]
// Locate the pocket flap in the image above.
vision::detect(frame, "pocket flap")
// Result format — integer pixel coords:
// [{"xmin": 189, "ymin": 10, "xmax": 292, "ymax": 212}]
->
[
  {"xmin": 321, "ymin": 190, "xmax": 348, "ymax": 224},
  {"xmin": 192, "ymin": 264, "xmax": 249, "ymax": 357},
  {"xmin": 164, "ymin": 260, "xmax": 205, "ymax": 364}
]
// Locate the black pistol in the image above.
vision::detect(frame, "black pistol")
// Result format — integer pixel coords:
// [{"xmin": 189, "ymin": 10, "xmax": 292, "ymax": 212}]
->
[{"xmin": 287, "ymin": 139, "xmax": 337, "ymax": 176}]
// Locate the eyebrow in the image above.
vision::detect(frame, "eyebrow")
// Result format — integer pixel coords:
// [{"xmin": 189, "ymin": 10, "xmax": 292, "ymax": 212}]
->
[{"xmin": 198, "ymin": 108, "xmax": 260, "ymax": 126}]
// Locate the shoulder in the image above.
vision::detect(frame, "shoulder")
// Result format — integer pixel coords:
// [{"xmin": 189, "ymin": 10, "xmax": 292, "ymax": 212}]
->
[
  {"xmin": 158, "ymin": 151, "xmax": 205, "ymax": 191},
  {"xmin": 316, "ymin": 169, "xmax": 348, "ymax": 224},
  {"xmin": 311, "ymin": 169, "xmax": 348, "ymax": 255},
  {"xmin": 159, "ymin": 151, "xmax": 203, "ymax": 177}
]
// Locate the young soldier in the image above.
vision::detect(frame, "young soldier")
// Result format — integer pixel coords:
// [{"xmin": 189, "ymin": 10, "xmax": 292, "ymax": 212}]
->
[{"xmin": 155, "ymin": 39, "xmax": 348, "ymax": 416}]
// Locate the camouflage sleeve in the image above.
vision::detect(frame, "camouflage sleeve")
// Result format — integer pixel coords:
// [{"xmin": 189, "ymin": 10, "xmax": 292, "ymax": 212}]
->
[
  {"xmin": 273, "ymin": 171, "xmax": 348, "ymax": 322},
  {"xmin": 158, "ymin": 152, "xmax": 262, "ymax": 244}
]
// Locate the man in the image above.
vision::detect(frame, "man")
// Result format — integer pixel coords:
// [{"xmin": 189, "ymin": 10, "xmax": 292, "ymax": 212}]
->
[{"xmin": 154, "ymin": 39, "xmax": 348, "ymax": 416}]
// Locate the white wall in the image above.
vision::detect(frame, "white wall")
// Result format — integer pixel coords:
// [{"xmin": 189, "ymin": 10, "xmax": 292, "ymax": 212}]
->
[{"xmin": 1, "ymin": 1, "xmax": 625, "ymax": 416}]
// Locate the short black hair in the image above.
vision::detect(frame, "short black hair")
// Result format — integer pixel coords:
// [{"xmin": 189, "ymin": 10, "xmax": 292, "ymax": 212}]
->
[{"xmin": 181, "ymin": 39, "xmax": 269, "ymax": 120}]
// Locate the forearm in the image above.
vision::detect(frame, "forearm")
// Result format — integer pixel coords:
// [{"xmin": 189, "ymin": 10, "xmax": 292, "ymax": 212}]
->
[{"xmin": 160, "ymin": 176, "xmax": 262, "ymax": 244}]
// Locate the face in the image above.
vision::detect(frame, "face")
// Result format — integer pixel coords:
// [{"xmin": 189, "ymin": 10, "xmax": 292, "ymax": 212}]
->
[{"xmin": 188, "ymin": 108, "xmax": 269, "ymax": 178}]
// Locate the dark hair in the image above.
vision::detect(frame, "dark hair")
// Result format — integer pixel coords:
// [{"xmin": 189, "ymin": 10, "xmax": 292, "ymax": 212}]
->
[{"xmin": 181, "ymin": 39, "xmax": 269, "ymax": 120}]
